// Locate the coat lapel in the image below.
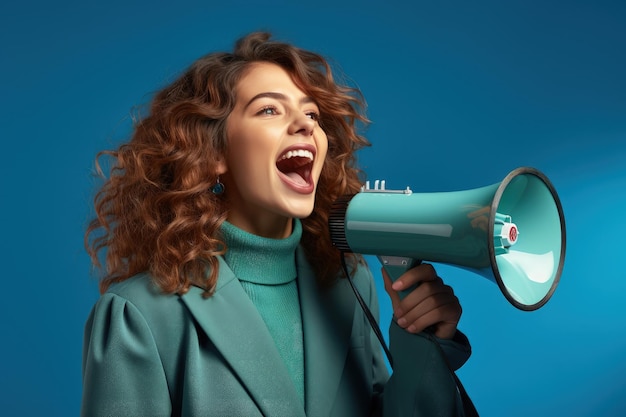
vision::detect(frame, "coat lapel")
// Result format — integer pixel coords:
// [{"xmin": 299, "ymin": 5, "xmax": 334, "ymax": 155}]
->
[
  {"xmin": 297, "ymin": 249, "xmax": 356, "ymax": 416},
  {"xmin": 180, "ymin": 256, "xmax": 305, "ymax": 417}
]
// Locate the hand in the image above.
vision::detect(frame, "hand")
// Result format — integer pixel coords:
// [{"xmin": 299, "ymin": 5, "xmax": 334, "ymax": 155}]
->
[{"xmin": 382, "ymin": 263, "xmax": 462, "ymax": 340}]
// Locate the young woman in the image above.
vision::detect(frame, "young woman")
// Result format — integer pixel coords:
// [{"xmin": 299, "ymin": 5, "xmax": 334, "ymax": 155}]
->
[{"xmin": 82, "ymin": 32, "xmax": 473, "ymax": 416}]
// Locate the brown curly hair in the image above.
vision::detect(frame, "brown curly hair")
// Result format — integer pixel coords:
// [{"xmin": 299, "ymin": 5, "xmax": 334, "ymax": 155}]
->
[{"xmin": 85, "ymin": 32, "xmax": 370, "ymax": 296}]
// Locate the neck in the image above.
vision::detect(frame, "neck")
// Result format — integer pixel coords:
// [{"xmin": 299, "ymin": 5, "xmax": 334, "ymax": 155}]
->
[
  {"xmin": 220, "ymin": 219, "xmax": 302, "ymax": 284},
  {"xmin": 226, "ymin": 212, "xmax": 293, "ymax": 239}
]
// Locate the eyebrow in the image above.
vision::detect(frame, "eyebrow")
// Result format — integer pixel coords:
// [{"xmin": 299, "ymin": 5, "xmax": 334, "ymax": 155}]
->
[{"xmin": 244, "ymin": 92, "xmax": 316, "ymax": 109}]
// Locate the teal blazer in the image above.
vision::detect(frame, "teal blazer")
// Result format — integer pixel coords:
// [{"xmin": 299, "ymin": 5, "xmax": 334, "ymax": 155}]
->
[{"xmin": 82, "ymin": 249, "xmax": 471, "ymax": 416}]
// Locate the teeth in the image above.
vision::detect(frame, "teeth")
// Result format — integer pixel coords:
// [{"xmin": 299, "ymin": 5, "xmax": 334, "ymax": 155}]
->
[{"xmin": 279, "ymin": 149, "xmax": 314, "ymax": 161}]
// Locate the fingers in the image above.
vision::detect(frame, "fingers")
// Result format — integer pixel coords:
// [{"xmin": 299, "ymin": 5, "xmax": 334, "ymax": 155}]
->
[
  {"xmin": 390, "ymin": 263, "xmax": 438, "ymax": 294},
  {"xmin": 396, "ymin": 288, "xmax": 461, "ymax": 339},
  {"xmin": 382, "ymin": 263, "xmax": 462, "ymax": 340},
  {"xmin": 387, "ymin": 263, "xmax": 439, "ymax": 318}
]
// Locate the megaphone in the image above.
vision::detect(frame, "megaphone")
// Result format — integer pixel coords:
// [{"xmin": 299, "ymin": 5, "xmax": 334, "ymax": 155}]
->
[{"xmin": 329, "ymin": 167, "xmax": 566, "ymax": 311}]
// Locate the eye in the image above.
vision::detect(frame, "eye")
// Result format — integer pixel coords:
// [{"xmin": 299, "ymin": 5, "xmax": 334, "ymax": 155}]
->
[
  {"xmin": 305, "ymin": 111, "xmax": 321, "ymax": 121},
  {"xmin": 257, "ymin": 105, "xmax": 279, "ymax": 116}
]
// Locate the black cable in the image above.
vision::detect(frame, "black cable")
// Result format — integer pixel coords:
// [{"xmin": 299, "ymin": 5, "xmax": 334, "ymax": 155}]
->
[{"xmin": 340, "ymin": 252, "xmax": 394, "ymax": 369}]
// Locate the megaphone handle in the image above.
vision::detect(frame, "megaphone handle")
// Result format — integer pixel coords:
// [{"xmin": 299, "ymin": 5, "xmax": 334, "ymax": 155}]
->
[{"xmin": 377, "ymin": 256, "xmax": 422, "ymax": 300}]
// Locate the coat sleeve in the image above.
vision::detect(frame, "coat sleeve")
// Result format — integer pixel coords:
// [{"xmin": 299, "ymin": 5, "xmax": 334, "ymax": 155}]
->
[
  {"xmin": 81, "ymin": 293, "xmax": 171, "ymax": 417},
  {"xmin": 380, "ymin": 322, "xmax": 472, "ymax": 416},
  {"xmin": 358, "ymin": 266, "xmax": 473, "ymax": 417}
]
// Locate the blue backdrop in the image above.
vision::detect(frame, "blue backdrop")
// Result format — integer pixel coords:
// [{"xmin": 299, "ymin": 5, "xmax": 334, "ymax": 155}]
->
[{"xmin": 1, "ymin": 0, "xmax": 625, "ymax": 416}]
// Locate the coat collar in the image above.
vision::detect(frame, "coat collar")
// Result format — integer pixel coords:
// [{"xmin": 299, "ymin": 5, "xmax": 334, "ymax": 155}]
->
[
  {"xmin": 180, "ymin": 256, "xmax": 305, "ymax": 416},
  {"xmin": 179, "ymin": 249, "xmax": 356, "ymax": 416}
]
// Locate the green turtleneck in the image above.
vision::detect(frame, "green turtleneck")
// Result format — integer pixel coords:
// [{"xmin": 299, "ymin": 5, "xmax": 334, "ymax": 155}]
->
[{"xmin": 220, "ymin": 219, "xmax": 305, "ymax": 404}]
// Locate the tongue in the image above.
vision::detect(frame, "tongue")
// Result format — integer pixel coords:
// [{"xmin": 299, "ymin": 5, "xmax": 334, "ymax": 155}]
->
[{"xmin": 285, "ymin": 171, "xmax": 307, "ymax": 186}]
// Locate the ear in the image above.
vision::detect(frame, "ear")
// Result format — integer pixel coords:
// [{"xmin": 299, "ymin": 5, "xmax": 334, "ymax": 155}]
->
[{"xmin": 214, "ymin": 156, "xmax": 228, "ymax": 176}]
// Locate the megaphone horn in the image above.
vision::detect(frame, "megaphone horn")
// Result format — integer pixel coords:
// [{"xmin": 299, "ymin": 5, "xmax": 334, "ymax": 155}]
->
[{"xmin": 329, "ymin": 167, "xmax": 566, "ymax": 311}]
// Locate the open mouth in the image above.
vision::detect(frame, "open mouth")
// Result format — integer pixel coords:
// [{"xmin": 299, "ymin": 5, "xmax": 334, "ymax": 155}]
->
[{"xmin": 276, "ymin": 148, "xmax": 315, "ymax": 187}]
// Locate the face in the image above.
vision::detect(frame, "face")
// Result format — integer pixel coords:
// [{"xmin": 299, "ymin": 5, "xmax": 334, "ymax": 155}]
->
[{"xmin": 220, "ymin": 62, "xmax": 328, "ymax": 238}]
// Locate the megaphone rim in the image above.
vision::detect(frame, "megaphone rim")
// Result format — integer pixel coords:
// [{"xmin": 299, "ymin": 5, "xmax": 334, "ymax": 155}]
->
[{"xmin": 488, "ymin": 166, "xmax": 566, "ymax": 311}]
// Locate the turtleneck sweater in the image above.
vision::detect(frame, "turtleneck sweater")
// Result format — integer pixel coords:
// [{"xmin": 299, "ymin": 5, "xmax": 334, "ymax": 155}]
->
[{"xmin": 220, "ymin": 219, "xmax": 305, "ymax": 405}]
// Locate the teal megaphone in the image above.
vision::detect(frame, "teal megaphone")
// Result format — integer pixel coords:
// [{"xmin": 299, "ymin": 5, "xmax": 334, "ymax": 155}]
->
[{"xmin": 329, "ymin": 167, "xmax": 566, "ymax": 311}]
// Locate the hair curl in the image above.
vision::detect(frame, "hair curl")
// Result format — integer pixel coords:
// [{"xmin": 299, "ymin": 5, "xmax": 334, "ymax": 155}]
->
[{"xmin": 86, "ymin": 32, "xmax": 370, "ymax": 296}]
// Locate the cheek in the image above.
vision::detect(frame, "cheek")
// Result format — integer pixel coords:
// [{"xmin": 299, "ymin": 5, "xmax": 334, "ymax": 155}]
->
[
  {"xmin": 230, "ymin": 153, "xmax": 267, "ymax": 185},
  {"xmin": 225, "ymin": 126, "xmax": 272, "ymax": 173},
  {"xmin": 317, "ymin": 135, "xmax": 329, "ymax": 169}
]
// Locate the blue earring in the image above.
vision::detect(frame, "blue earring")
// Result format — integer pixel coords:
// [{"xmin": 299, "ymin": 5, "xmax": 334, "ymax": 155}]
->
[{"xmin": 210, "ymin": 176, "xmax": 225, "ymax": 195}]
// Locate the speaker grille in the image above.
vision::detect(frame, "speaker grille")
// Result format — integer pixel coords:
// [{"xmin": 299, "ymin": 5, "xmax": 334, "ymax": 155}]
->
[{"xmin": 329, "ymin": 194, "xmax": 356, "ymax": 252}]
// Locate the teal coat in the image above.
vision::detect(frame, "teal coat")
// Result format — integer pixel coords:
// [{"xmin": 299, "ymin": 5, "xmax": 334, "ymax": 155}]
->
[{"xmin": 82, "ymin": 249, "xmax": 471, "ymax": 416}]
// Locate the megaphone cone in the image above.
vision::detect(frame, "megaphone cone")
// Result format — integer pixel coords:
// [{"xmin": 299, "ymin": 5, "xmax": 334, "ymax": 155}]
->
[{"xmin": 329, "ymin": 167, "xmax": 566, "ymax": 311}]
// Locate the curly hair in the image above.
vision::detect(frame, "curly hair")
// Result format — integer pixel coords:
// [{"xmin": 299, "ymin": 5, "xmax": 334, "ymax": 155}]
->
[{"xmin": 86, "ymin": 32, "xmax": 370, "ymax": 296}]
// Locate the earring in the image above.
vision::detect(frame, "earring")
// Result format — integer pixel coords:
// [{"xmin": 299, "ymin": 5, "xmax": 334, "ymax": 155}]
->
[{"xmin": 210, "ymin": 176, "xmax": 225, "ymax": 195}]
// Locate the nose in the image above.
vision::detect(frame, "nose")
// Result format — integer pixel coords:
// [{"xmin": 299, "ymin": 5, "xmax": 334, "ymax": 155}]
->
[{"xmin": 289, "ymin": 112, "xmax": 315, "ymax": 136}]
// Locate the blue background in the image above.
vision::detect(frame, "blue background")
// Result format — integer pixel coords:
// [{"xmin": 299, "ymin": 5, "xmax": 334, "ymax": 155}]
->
[{"xmin": 1, "ymin": 0, "xmax": 625, "ymax": 416}]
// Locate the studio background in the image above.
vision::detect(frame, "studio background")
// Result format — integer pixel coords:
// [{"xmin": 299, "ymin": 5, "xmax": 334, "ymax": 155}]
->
[{"xmin": 1, "ymin": 0, "xmax": 625, "ymax": 416}]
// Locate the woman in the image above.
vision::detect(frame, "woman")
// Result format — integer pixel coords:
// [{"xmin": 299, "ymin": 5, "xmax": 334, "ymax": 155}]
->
[{"xmin": 82, "ymin": 32, "xmax": 473, "ymax": 416}]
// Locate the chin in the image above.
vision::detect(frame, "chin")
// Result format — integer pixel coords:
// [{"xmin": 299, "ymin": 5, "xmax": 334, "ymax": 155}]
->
[
  {"xmin": 284, "ymin": 200, "xmax": 316, "ymax": 219},
  {"xmin": 290, "ymin": 208, "xmax": 315, "ymax": 220},
  {"xmin": 294, "ymin": 212, "xmax": 314, "ymax": 220}
]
